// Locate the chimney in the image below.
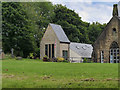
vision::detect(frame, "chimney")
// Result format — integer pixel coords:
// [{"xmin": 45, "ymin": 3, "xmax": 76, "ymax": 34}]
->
[
  {"xmin": 118, "ymin": 1, "xmax": 120, "ymax": 17},
  {"xmin": 112, "ymin": 4, "xmax": 118, "ymax": 16}
]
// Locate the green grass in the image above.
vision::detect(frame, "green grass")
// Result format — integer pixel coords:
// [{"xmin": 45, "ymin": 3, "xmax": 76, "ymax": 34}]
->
[{"xmin": 2, "ymin": 58, "xmax": 118, "ymax": 88}]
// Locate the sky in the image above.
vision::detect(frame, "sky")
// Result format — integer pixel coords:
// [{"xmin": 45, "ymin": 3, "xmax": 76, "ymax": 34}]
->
[{"xmin": 49, "ymin": 0, "xmax": 120, "ymax": 24}]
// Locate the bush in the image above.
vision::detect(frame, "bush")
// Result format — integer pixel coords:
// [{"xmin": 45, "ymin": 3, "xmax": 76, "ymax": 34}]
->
[
  {"xmin": 43, "ymin": 55, "xmax": 49, "ymax": 62},
  {"xmin": 83, "ymin": 58, "xmax": 92, "ymax": 63},
  {"xmin": 57, "ymin": 57, "xmax": 64, "ymax": 62},
  {"xmin": 35, "ymin": 48, "xmax": 40, "ymax": 58},
  {"xmin": 90, "ymin": 60, "xmax": 93, "ymax": 63},
  {"xmin": 29, "ymin": 53, "xmax": 34, "ymax": 59},
  {"xmin": 49, "ymin": 57, "xmax": 57, "ymax": 62},
  {"xmin": 63, "ymin": 59, "xmax": 68, "ymax": 62},
  {"xmin": 83, "ymin": 58, "xmax": 87, "ymax": 63}
]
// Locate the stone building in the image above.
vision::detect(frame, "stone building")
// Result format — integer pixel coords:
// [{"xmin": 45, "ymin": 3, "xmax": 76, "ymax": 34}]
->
[
  {"xmin": 93, "ymin": 3, "xmax": 120, "ymax": 63},
  {"xmin": 40, "ymin": 23, "xmax": 93, "ymax": 62},
  {"xmin": 40, "ymin": 23, "xmax": 70, "ymax": 60}
]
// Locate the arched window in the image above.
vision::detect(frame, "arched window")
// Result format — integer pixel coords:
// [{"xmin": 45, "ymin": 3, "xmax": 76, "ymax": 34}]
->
[
  {"xmin": 110, "ymin": 41, "xmax": 119, "ymax": 49},
  {"xmin": 110, "ymin": 41, "xmax": 119, "ymax": 63},
  {"xmin": 113, "ymin": 28, "xmax": 116, "ymax": 32},
  {"xmin": 112, "ymin": 28, "xmax": 117, "ymax": 36}
]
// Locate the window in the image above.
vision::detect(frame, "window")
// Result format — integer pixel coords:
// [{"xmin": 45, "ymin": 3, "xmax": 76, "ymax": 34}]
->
[
  {"xmin": 63, "ymin": 50, "xmax": 68, "ymax": 60},
  {"xmin": 45, "ymin": 44, "xmax": 48, "ymax": 56},
  {"xmin": 52, "ymin": 44, "xmax": 54, "ymax": 58},
  {"xmin": 110, "ymin": 41, "xmax": 119, "ymax": 63},
  {"xmin": 49, "ymin": 44, "xmax": 51, "ymax": 58},
  {"xmin": 101, "ymin": 51, "xmax": 104, "ymax": 63},
  {"xmin": 45, "ymin": 44, "xmax": 55, "ymax": 58},
  {"xmin": 112, "ymin": 28, "xmax": 117, "ymax": 36},
  {"xmin": 113, "ymin": 28, "xmax": 116, "ymax": 32}
]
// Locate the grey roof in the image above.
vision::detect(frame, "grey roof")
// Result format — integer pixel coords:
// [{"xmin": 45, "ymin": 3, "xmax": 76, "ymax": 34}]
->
[
  {"xmin": 70, "ymin": 42, "xmax": 93, "ymax": 58},
  {"xmin": 50, "ymin": 23, "xmax": 70, "ymax": 43}
]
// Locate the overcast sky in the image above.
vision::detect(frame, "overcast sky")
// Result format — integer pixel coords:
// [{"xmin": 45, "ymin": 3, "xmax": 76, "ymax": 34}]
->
[{"xmin": 49, "ymin": 0, "xmax": 119, "ymax": 24}]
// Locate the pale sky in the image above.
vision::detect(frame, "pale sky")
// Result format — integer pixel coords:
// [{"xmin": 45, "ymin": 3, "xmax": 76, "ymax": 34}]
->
[{"xmin": 49, "ymin": 0, "xmax": 120, "ymax": 24}]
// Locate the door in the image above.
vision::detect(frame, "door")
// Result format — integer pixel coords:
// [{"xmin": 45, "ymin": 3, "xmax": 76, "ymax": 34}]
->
[{"xmin": 63, "ymin": 50, "xmax": 68, "ymax": 60}]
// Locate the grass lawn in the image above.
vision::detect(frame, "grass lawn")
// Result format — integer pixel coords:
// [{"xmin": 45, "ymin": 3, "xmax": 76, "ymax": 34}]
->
[{"xmin": 2, "ymin": 58, "xmax": 118, "ymax": 88}]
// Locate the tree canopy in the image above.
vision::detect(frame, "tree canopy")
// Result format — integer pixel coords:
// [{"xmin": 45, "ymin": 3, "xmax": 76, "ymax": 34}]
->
[{"xmin": 2, "ymin": 2, "xmax": 106, "ymax": 58}]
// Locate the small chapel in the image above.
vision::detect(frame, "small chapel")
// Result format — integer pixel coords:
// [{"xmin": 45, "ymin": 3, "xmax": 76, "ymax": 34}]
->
[{"xmin": 93, "ymin": 2, "xmax": 120, "ymax": 63}]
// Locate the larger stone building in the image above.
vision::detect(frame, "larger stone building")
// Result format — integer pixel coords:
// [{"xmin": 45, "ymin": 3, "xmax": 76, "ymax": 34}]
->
[{"xmin": 93, "ymin": 3, "xmax": 120, "ymax": 63}]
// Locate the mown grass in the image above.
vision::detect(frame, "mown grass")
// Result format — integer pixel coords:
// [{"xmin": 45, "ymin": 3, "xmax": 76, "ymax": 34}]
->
[{"xmin": 2, "ymin": 58, "xmax": 118, "ymax": 88}]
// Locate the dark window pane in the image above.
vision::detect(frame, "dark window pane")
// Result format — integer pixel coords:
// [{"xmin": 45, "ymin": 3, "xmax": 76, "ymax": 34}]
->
[
  {"xmin": 52, "ymin": 44, "xmax": 54, "ymax": 58},
  {"xmin": 111, "ymin": 50, "xmax": 113, "ymax": 52},
  {"xmin": 45, "ymin": 44, "xmax": 48, "ymax": 56},
  {"xmin": 117, "ymin": 50, "xmax": 119, "ymax": 52},
  {"xmin": 114, "ymin": 56, "xmax": 116, "ymax": 59},
  {"xmin": 63, "ymin": 50, "xmax": 68, "ymax": 60},
  {"xmin": 49, "ymin": 44, "xmax": 51, "ymax": 58},
  {"xmin": 114, "ymin": 60, "xmax": 116, "ymax": 63},
  {"xmin": 117, "ymin": 56, "xmax": 119, "ymax": 59}
]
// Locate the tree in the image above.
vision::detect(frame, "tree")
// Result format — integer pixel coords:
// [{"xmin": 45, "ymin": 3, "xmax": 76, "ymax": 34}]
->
[
  {"xmin": 22, "ymin": 2, "xmax": 54, "ymax": 57},
  {"xmin": 88, "ymin": 22, "xmax": 106, "ymax": 44},
  {"xmin": 53, "ymin": 4, "xmax": 106, "ymax": 44},
  {"xmin": 2, "ymin": 2, "xmax": 106, "ymax": 58},
  {"xmin": 53, "ymin": 4, "xmax": 90, "ymax": 43},
  {"xmin": 2, "ymin": 2, "xmax": 36, "ymax": 57}
]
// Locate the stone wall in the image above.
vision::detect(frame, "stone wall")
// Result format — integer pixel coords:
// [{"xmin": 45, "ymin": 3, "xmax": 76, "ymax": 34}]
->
[
  {"xmin": 40, "ymin": 24, "xmax": 60, "ymax": 59},
  {"xmin": 60, "ymin": 43, "xmax": 69, "ymax": 58},
  {"xmin": 93, "ymin": 16, "xmax": 120, "ymax": 63},
  {"xmin": 40, "ymin": 24, "xmax": 69, "ymax": 59}
]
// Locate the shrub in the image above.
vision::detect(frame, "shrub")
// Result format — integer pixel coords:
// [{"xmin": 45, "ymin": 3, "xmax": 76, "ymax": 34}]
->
[
  {"xmin": 57, "ymin": 57, "xmax": 64, "ymax": 62},
  {"xmin": 83, "ymin": 58, "xmax": 87, "ymax": 63},
  {"xmin": 90, "ymin": 60, "xmax": 93, "ymax": 63},
  {"xmin": 49, "ymin": 57, "xmax": 57, "ymax": 62},
  {"xmin": 29, "ymin": 53, "xmax": 34, "ymax": 59},
  {"xmin": 33, "ymin": 53, "xmax": 37, "ymax": 59},
  {"xmin": 63, "ymin": 59, "xmax": 68, "ymax": 62},
  {"xmin": 35, "ymin": 48, "xmax": 40, "ymax": 58},
  {"xmin": 83, "ymin": 58, "xmax": 92, "ymax": 63},
  {"xmin": 43, "ymin": 55, "xmax": 49, "ymax": 62}
]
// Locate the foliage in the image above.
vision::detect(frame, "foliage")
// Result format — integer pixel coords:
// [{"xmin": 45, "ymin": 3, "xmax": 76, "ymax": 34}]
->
[
  {"xmin": 88, "ymin": 22, "xmax": 106, "ymax": 44},
  {"xmin": 50, "ymin": 57, "xmax": 58, "ymax": 62},
  {"xmin": 2, "ymin": 2, "xmax": 37, "ymax": 58},
  {"xmin": 57, "ymin": 57, "xmax": 64, "ymax": 62},
  {"xmin": 43, "ymin": 55, "xmax": 49, "ymax": 62},
  {"xmin": 52, "ymin": 4, "xmax": 106, "ymax": 44},
  {"xmin": 22, "ymin": 2, "xmax": 54, "ymax": 48},
  {"xmin": 29, "ymin": 53, "xmax": 34, "ymax": 59},
  {"xmin": 34, "ymin": 48, "xmax": 40, "ymax": 58},
  {"xmin": 2, "ymin": 2, "xmax": 106, "ymax": 58},
  {"xmin": 83, "ymin": 58, "xmax": 93, "ymax": 63},
  {"xmin": 83, "ymin": 58, "xmax": 87, "ymax": 63}
]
